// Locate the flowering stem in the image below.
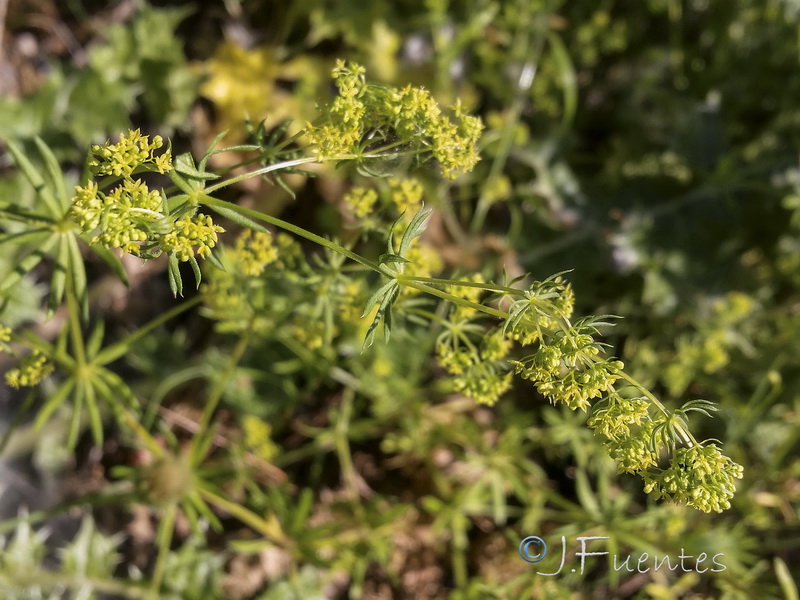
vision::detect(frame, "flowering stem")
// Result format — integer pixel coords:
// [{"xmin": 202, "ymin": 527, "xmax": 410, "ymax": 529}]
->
[
  {"xmin": 200, "ymin": 196, "xmax": 382, "ymax": 272},
  {"xmin": 204, "ymin": 156, "xmax": 320, "ymax": 194},
  {"xmin": 190, "ymin": 321, "xmax": 253, "ymax": 466},
  {"xmin": 395, "ymin": 275, "xmax": 507, "ymax": 318},
  {"xmin": 400, "ymin": 274, "xmax": 525, "ymax": 296},
  {"xmin": 617, "ymin": 371, "xmax": 696, "ymax": 447}
]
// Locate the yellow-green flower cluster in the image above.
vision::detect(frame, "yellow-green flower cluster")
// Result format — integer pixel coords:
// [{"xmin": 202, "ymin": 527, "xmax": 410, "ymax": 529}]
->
[
  {"xmin": 232, "ymin": 229, "xmax": 278, "ymax": 276},
  {"xmin": 88, "ymin": 129, "xmax": 172, "ymax": 177},
  {"xmin": 306, "ymin": 61, "xmax": 483, "ymax": 179},
  {"xmin": 643, "ymin": 444, "xmax": 744, "ymax": 513},
  {"xmin": 436, "ymin": 325, "xmax": 513, "ymax": 406},
  {"xmin": 0, "ymin": 325, "xmax": 10, "ymax": 344},
  {"xmin": 587, "ymin": 396, "xmax": 650, "ymax": 440},
  {"xmin": 202, "ymin": 230, "xmax": 300, "ymax": 333},
  {"xmin": 291, "ymin": 317, "xmax": 328, "ymax": 350},
  {"xmin": 447, "ymin": 274, "xmax": 487, "ymax": 321},
  {"xmin": 512, "ymin": 322, "xmax": 623, "ymax": 412},
  {"xmin": 160, "ymin": 215, "xmax": 225, "ymax": 262},
  {"xmin": 70, "ymin": 179, "xmax": 164, "ymax": 255},
  {"xmin": 343, "ymin": 187, "xmax": 378, "ymax": 218},
  {"xmin": 603, "ymin": 419, "xmax": 659, "ymax": 474},
  {"xmin": 453, "ymin": 365, "xmax": 513, "ymax": 406},
  {"xmin": 305, "ymin": 61, "xmax": 367, "ymax": 158},
  {"xmin": 498, "ymin": 273, "xmax": 742, "ymax": 511},
  {"xmin": 71, "ymin": 130, "xmax": 229, "ymax": 264},
  {"xmin": 5, "ymin": 351, "xmax": 54, "ymax": 389},
  {"xmin": 242, "ymin": 416, "xmax": 279, "ymax": 462},
  {"xmin": 388, "ymin": 177, "xmax": 423, "ymax": 214}
]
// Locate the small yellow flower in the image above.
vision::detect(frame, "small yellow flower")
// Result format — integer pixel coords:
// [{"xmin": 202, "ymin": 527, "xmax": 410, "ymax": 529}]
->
[{"xmin": 5, "ymin": 351, "xmax": 54, "ymax": 389}]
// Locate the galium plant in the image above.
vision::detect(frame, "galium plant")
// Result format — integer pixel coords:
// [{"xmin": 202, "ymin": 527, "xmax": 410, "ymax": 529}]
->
[{"xmin": 0, "ymin": 59, "xmax": 745, "ymax": 598}]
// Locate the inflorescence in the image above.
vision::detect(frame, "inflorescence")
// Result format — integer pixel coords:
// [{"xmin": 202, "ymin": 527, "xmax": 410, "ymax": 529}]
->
[
  {"xmin": 305, "ymin": 61, "xmax": 483, "ymax": 179},
  {"xmin": 69, "ymin": 129, "xmax": 223, "ymax": 262},
  {"xmin": 432, "ymin": 272, "xmax": 742, "ymax": 513}
]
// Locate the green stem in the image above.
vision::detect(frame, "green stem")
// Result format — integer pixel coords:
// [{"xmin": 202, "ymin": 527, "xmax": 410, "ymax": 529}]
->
[
  {"xmin": 401, "ymin": 274, "xmax": 525, "ymax": 296},
  {"xmin": 469, "ymin": 3, "xmax": 550, "ymax": 234},
  {"xmin": 190, "ymin": 322, "xmax": 253, "ymax": 465},
  {"xmin": 197, "ymin": 485, "xmax": 288, "ymax": 545},
  {"xmin": 396, "ymin": 275, "xmax": 507, "ymax": 319},
  {"xmin": 204, "ymin": 156, "xmax": 320, "ymax": 194},
  {"xmin": 617, "ymin": 371, "xmax": 696, "ymax": 447},
  {"xmin": 66, "ymin": 266, "xmax": 86, "ymax": 366},
  {"xmin": 203, "ymin": 148, "xmax": 419, "ymax": 195},
  {"xmin": 95, "ymin": 296, "xmax": 202, "ymax": 366},
  {"xmin": 201, "ymin": 196, "xmax": 382, "ymax": 272},
  {"xmin": 149, "ymin": 502, "xmax": 177, "ymax": 600}
]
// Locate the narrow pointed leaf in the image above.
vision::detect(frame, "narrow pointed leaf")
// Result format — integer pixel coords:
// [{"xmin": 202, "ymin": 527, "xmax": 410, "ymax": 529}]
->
[
  {"xmin": 34, "ymin": 378, "xmax": 76, "ymax": 431},
  {"xmin": 5, "ymin": 138, "xmax": 62, "ymax": 217},
  {"xmin": 167, "ymin": 253, "xmax": 183, "ymax": 297},
  {"xmin": 34, "ymin": 136, "xmax": 69, "ymax": 208},
  {"xmin": 189, "ymin": 255, "xmax": 202, "ymax": 289},
  {"xmin": 0, "ymin": 235, "xmax": 57, "ymax": 295},
  {"xmin": 47, "ymin": 236, "xmax": 69, "ymax": 317}
]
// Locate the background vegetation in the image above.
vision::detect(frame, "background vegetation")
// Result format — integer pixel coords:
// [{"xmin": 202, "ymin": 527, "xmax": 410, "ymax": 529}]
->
[{"xmin": 0, "ymin": 0, "xmax": 798, "ymax": 598}]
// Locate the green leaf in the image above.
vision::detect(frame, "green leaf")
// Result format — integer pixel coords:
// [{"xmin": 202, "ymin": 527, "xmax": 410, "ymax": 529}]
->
[
  {"xmin": 67, "ymin": 385, "xmax": 84, "ymax": 450},
  {"xmin": 167, "ymin": 253, "xmax": 184, "ymax": 297},
  {"xmin": 361, "ymin": 278, "xmax": 397, "ymax": 318},
  {"xmin": 189, "ymin": 255, "xmax": 202, "ymax": 289},
  {"xmin": 174, "ymin": 152, "xmax": 219, "ymax": 182},
  {"xmin": 0, "ymin": 228, "xmax": 51, "ymax": 247},
  {"xmin": 398, "ymin": 204, "xmax": 431, "ymax": 257},
  {"xmin": 81, "ymin": 379, "xmax": 104, "ymax": 446},
  {"xmin": 377, "ymin": 253, "xmax": 409, "ymax": 266},
  {"xmin": 86, "ymin": 320, "xmax": 106, "ymax": 360},
  {"xmin": 206, "ymin": 248, "xmax": 226, "ymax": 272},
  {"xmin": 198, "ymin": 130, "xmax": 230, "ymax": 171},
  {"xmin": 47, "ymin": 236, "xmax": 69, "ymax": 317},
  {"xmin": 34, "ymin": 378, "xmax": 76, "ymax": 431},
  {"xmin": 362, "ymin": 281, "xmax": 399, "ymax": 350},
  {"xmin": 66, "ymin": 235, "xmax": 89, "ymax": 321},
  {"xmin": 5, "ymin": 138, "xmax": 62, "ymax": 218},
  {"xmin": 546, "ymin": 31, "xmax": 578, "ymax": 137},
  {"xmin": 0, "ymin": 207, "xmax": 56, "ymax": 225},
  {"xmin": 0, "ymin": 234, "xmax": 58, "ymax": 295},
  {"xmin": 33, "ymin": 136, "xmax": 69, "ymax": 209}
]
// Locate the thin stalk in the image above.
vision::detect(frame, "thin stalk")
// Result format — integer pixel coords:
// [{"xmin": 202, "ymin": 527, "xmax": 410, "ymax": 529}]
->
[
  {"xmin": 95, "ymin": 296, "xmax": 202, "ymax": 366},
  {"xmin": 335, "ymin": 389, "xmax": 362, "ymax": 503},
  {"xmin": 617, "ymin": 371, "xmax": 696, "ymax": 447},
  {"xmin": 203, "ymin": 148, "xmax": 419, "ymax": 195},
  {"xmin": 401, "ymin": 274, "xmax": 525, "ymax": 296},
  {"xmin": 197, "ymin": 485, "xmax": 288, "ymax": 545},
  {"xmin": 204, "ymin": 157, "xmax": 320, "ymax": 194},
  {"xmin": 201, "ymin": 196, "xmax": 381, "ymax": 271},
  {"xmin": 469, "ymin": 3, "xmax": 550, "ymax": 234},
  {"xmin": 149, "ymin": 501, "xmax": 177, "ymax": 600},
  {"xmin": 396, "ymin": 276, "xmax": 507, "ymax": 319},
  {"xmin": 65, "ymin": 265, "xmax": 86, "ymax": 366},
  {"xmin": 190, "ymin": 323, "xmax": 253, "ymax": 466}
]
